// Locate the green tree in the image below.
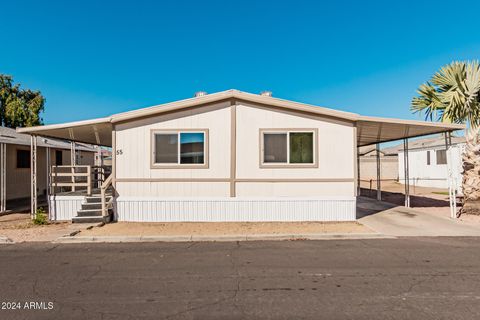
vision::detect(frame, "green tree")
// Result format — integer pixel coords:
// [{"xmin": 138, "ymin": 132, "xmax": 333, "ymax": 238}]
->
[
  {"xmin": 0, "ymin": 74, "xmax": 45, "ymax": 128},
  {"xmin": 412, "ymin": 61, "xmax": 480, "ymax": 215}
]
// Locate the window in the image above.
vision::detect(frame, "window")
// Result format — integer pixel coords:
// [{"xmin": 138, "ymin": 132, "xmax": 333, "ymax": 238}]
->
[
  {"xmin": 436, "ymin": 149, "xmax": 447, "ymax": 165},
  {"xmin": 16, "ymin": 150, "xmax": 30, "ymax": 169},
  {"xmin": 261, "ymin": 129, "xmax": 317, "ymax": 167},
  {"xmin": 426, "ymin": 151, "xmax": 431, "ymax": 165},
  {"xmin": 55, "ymin": 150, "xmax": 63, "ymax": 165},
  {"xmin": 264, "ymin": 133, "xmax": 288, "ymax": 163},
  {"xmin": 152, "ymin": 130, "xmax": 208, "ymax": 168}
]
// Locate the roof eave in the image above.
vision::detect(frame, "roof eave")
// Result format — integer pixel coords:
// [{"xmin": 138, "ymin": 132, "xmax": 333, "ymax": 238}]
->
[{"xmin": 16, "ymin": 117, "xmax": 112, "ymax": 134}]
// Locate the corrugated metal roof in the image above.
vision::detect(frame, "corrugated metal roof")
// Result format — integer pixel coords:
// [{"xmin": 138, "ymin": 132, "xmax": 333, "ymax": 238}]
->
[
  {"xmin": 0, "ymin": 126, "xmax": 96, "ymax": 151},
  {"xmin": 17, "ymin": 89, "xmax": 466, "ymax": 147}
]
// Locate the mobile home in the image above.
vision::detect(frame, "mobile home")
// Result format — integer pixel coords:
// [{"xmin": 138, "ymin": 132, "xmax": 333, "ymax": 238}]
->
[
  {"xmin": 397, "ymin": 135, "xmax": 465, "ymax": 189},
  {"xmin": 17, "ymin": 90, "xmax": 464, "ymax": 222}
]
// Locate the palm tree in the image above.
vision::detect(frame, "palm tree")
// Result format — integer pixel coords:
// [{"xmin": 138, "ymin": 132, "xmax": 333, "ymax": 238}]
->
[{"xmin": 412, "ymin": 61, "xmax": 480, "ymax": 215}]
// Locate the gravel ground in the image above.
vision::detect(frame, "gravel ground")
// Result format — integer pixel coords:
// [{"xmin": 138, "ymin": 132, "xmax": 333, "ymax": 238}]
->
[
  {"xmin": 0, "ymin": 214, "xmax": 91, "ymax": 242},
  {"xmin": 81, "ymin": 221, "xmax": 374, "ymax": 237}
]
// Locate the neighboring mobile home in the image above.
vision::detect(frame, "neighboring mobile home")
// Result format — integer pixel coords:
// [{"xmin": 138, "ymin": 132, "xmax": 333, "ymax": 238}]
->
[
  {"xmin": 0, "ymin": 126, "xmax": 97, "ymax": 212},
  {"xmin": 397, "ymin": 135, "xmax": 465, "ymax": 189},
  {"xmin": 17, "ymin": 90, "xmax": 464, "ymax": 222}
]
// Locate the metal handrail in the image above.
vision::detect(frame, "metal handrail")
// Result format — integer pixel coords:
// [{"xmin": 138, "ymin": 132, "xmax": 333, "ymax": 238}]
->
[{"xmin": 101, "ymin": 174, "xmax": 114, "ymax": 217}]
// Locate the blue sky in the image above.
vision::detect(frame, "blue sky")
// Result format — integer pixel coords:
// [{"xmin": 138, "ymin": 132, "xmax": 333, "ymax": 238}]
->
[{"xmin": 1, "ymin": 0, "xmax": 479, "ymax": 125}]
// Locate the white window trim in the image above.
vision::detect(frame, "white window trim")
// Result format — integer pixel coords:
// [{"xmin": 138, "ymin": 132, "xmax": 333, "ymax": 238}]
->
[
  {"xmin": 150, "ymin": 129, "xmax": 209, "ymax": 169},
  {"xmin": 259, "ymin": 128, "xmax": 318, "ymax": 168}
]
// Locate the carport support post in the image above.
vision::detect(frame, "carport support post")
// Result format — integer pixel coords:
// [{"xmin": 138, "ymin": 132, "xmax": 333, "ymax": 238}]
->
[
  {"xmin": 357, "ymin": 147, "xmax": 361, "ymax": 196},
  {"xmin": 70, "ymin": 141, "xmax": 76, "ymax": 192},
  {"xmin": 444, "ymin": 131, "xmax": 451, "ymax": 150},
  {"xmin": 403, "ymin": 138, "xmax": 410, "ymax": 207},
  {"xmin": 30, "ymin": 135, "xmax": 38, "ymax": 219},
  {"xmin": 46, "ymin": 147, "xmax": 51, "ymax": 218},
  {"xmin": 0, "ymin": 143, "xmax": 6, "ymax": 213},
  {"xmin": 376, "ymin": 143, "xmax": 381, "ymax": 201},
  {"xmin": 70, "ymin": 141, "xmax": 76, "ymax": 166}
]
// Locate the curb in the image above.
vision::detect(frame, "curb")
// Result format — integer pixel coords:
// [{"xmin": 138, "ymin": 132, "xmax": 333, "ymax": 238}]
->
[
  {"xmin": 53, "ymin": 233, "xmax": 394, "ymax": 243},
  {"xmin": 0, "ymin": 236, "xmax": 14, "ymax": 244}
]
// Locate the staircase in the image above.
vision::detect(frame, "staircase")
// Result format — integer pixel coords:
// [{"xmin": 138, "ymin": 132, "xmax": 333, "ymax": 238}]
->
[{"xmin": 72, "ymin": 191, "xmax": 113, "ymax": 223}]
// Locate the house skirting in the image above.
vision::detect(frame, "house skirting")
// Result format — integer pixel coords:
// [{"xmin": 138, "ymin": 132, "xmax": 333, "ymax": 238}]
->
[
  {"xmin": 48, "ymin": 195, "xmax": 83, "ymax": 221},
  {"xmin": 114, "ymin": 197, "xmax": 357, "ymax": 222},
  {"xmin": 48, "ymin": 196, "xmax": 357, "ymax": 222}
]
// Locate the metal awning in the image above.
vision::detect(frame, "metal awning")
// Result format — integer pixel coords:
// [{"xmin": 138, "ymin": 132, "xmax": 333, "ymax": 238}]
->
[
  {"xmin": 16, "ymin": 90, "xmax": 465, "ymax": 147},
  {"xmin": 356, "ymin": 116, "xmax": 464, "ymax": 147},
  {"xmin": 17, "ymin": 117, "xmax": 113, "ymax": 147}
]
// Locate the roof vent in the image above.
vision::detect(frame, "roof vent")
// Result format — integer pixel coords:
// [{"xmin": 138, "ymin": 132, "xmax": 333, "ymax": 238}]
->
[
  {"xmin": 194, "ymin": 91, "xmax": 207, "ymax": 97},
  {"xmin": 260, "ymin": 91, "xmax": 272, "ymax": 97}
]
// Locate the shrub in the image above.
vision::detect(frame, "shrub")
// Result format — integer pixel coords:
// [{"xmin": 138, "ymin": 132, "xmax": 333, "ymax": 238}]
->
[{"xmin": 33, "ymin": 208, "xmax": 48, "ymax": 225}]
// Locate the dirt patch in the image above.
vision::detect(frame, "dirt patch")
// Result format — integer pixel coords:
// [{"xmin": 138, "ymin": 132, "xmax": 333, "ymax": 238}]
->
[
  {"xmin": 360, "ymin": 180, "xmax": 452, "ymax": 208},
  {"xmin": 0, "ymin": 214, "xmax": 89, "ymax": 242},
  {"xmin": 81, "ymin": 221, "xmax": 374, "ymax": 237}
]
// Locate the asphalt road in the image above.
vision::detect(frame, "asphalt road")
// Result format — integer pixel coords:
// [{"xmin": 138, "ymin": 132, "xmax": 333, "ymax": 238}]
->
[{"xmin": 1, "ymin": 238, "xmax": 480, "ymax": 319}]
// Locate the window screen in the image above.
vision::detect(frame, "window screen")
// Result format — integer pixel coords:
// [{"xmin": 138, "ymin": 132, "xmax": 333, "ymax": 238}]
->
[
  {"xmin": 17, "ymin": 150, "xmax": 30, "ymax": 168},
  {"xmin": 289, "ymin": 132, "xmax": 314, "ymax": 163},
  {"xmin": 154, "ymin": 134, "xmax": 178, "ymax": 163},
  {"xmin": 180, "ymin": 132, "xmax": 205, "ymax": 164},
  {"xmin": 436, "ymin": 149, "xmax": 447, "ymax": 165},
  {"xmin": 263, "ymin": 133, "xmax": 288, "ymax": 163}
]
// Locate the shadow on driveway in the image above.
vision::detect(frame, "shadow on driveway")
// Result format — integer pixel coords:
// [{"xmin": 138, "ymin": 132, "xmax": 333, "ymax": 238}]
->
[{"xmin": 357, "ymin": 196, "xmax": 480, "ymax": 237}]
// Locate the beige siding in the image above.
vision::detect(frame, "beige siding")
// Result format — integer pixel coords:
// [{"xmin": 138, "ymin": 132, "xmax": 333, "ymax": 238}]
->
[
  {"xmin": 3, "ymin": 144, "xmax": 95, "ymax": 201},
  {"xmin": 114, "ymin": 101, "xmax": 355, "ymax": 198},
  {"xmin": 78, "ymin": 150, "xmax": 95, "ymax": 165},
  {"xmin": 116, "ymin": 182, "xmax": 230, "ymax": 197},
  {"xmin": 236, "ymin": 182, "xmax": 354, "ymax": 197},
  {"xmin": 6, "ymin": 144, "xmax": 46, "ymax": 200},
  {"xmin": 115, "ymin": 102, "xmax": 231, "ymax": 196},
  {"xmin": 236, "ymin": 103, "xmax": 355, "ymax": 196}
]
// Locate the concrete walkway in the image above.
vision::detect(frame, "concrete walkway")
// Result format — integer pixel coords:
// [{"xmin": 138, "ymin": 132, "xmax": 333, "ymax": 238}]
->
[{"xmin": 357, "ymin": 196, "xmax": 480, "ymax": 237}]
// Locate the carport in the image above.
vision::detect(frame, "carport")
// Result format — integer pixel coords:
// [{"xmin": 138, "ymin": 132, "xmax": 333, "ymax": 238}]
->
[{"xmin": 355, "ymin": 116, "xmax": 464, "ymax": 208}]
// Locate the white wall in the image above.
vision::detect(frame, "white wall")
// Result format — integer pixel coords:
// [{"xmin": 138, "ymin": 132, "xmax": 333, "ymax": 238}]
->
[
  {"xmin": 115, "ymin": 101, "xmax": 231, "ymax": 196},
  {"xmin": 114, "ymin": 101, "xmax": 356, "ymax": 198},
  {"xmin": 112, "ymin": 100, "xmax": 357, "ymax": 221},
  {"xmin": 398, "ymin": 145, "xmax": 464, "ymax": 189},
  {"xmin": 235, "ymin": 103, "xmax": 355, "ymax": 197}
]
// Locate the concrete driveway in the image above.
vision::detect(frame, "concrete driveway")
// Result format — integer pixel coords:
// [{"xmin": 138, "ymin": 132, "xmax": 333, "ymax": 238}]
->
[{"xmin": 357, "ymin": 196, "xmax": 480, "ymax": 237}]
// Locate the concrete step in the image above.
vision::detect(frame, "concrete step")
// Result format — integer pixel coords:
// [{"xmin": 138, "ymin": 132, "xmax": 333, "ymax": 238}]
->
[
  {"xmin": 72, "ymin": 212, "xmax": 112, "ymax": 224},
  {"xmin": 85, "ymin": 196, "xmax": 112, "ymax": 203},
  {"xmin": 81, "ymin": 202, "xmax": 102, "ymax": 210},
  {"xmin": 77, "ymin": 209, "xmax": 102, "ymax": 217}
]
